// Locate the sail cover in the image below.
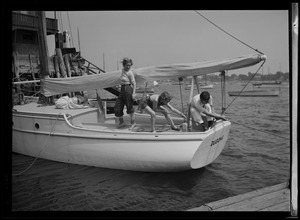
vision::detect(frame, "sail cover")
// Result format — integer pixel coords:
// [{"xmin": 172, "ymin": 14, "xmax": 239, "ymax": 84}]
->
[{"xmin": 41, "ymin": 53, "xmax": 266, "ymax": 97}]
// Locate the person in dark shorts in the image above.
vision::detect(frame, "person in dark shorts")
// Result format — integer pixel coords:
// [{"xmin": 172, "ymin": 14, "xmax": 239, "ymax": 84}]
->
[
  {"xmin": 139, "ymin": 91, "xmax": 186, "ymax": 132},
  {"xmin": 114, "ymin": 57, "xmax": 137, "ymax": 129}
]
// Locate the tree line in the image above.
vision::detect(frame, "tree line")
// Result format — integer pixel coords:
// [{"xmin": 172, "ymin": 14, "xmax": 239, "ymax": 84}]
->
[{"xmin": 208, "ymin": 71, "xmax": 289, "ymax": 82}]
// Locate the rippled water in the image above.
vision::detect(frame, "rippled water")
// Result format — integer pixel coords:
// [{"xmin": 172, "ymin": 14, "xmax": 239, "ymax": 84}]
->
[{"xmin": 10, "ymin": 81, "xmax": 290, "ymax": 212}]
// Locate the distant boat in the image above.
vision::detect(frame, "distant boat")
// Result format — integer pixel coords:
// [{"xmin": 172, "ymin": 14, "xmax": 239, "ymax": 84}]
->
[
  {"xmin": 185, "ymin": 83, "xmax": 214, "ymax": 90},
  {"xmin": 252, "ymin": 80, "xmax": 282, "ymax": 88},
  {"xmin": 252, "ymin": 66, "xmax": 282, "ymax": 88},
  {"xmin": 228, "ymin": 89, "xmax": 280, "ymax": 97},
  {"xmin": 172, "ymin": 82, "xmax": 184, "ymax": 85},
  {"xmin": 199, "ymin": 74, "xmax": 214, "ymax": 89},
  {"xmin": 185, "ymin": 74, "xmax": 213, "ymax": 90},
  {"xmin": 136, "ymin": 87, "xmax": 154, "ymax": 94},
  {"xmin": 200, "ymin": 83, "xmax": 214, "ymax": 89}
]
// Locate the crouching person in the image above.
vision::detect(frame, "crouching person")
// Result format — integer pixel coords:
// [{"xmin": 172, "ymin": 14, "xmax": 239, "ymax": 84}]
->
[
  {"xmin": 139, "ymin": 91, "xmax": 186, "ymax": 132},
  {"xmin": 190, "ymin": 91, "xmax": 226, "ymax": 131}
]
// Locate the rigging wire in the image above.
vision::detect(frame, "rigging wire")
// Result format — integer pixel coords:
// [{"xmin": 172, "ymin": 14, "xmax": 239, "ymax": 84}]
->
[
  {"xmin": 13, "ymin": 89, "xmax": 41, "ymax": 100},
  {"xmin": 12, "ymin": 114, "xmax": 61, "ymax": 176},
  {"xmin": 12, "ymin": 72, "xmax": 27, "ymax": 81},
  {"xmin": 192, "ymin": 11, "xmax": 285, "ymax": 140},
  {"xmin": 223, "ymin": 60, "xmax": 266, "ymax": 113},
  {"xmin": 194, "ymin": 10, "xmax": 264, "ymax": 54},
  {"xmin": 228, "ymin": 119, "xmax": 290, "ymax": 140},
  {"xmin": 67, "ymin": 11, "xmax": 75, "ymax": 48},
  {"xmin": 216, "ymin": 60, "xmax": 289, "ymax": 140}
]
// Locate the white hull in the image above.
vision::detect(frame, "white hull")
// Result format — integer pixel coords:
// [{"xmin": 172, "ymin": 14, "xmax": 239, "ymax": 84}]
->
[{"xmin": 12, "ymin": 103, "xmax": 231, "ymax": 172}]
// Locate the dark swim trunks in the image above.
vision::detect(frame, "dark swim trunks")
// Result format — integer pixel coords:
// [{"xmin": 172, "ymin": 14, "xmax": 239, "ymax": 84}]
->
[
  {"xmin": 139, "ymin": 95, "xmax": 166, "ymax": 110},
  {"xmin": 139, "ymin": 95, "xmax": 153, "ymax": 109},
  {"xmin": 114, "ymin": 84, "xmax": 134, "ymax": 117}
]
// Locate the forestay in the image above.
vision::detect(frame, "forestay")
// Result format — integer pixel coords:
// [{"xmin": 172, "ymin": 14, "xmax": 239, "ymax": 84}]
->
[{"xmin": 41, "ymin": 53, "xmax": 266, "ymax": 97}]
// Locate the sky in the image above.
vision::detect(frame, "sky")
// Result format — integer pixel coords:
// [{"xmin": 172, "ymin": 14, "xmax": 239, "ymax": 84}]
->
[{"xmin": 45, "ymin": 10, "xmax": 289, "ymax": 76}]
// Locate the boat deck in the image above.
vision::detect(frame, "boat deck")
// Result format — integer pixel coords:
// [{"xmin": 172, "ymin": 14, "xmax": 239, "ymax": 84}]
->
[
  {"xmin": 13, "ymin": 102, "xmax": 96, "ymax": 115},
  {"xmin": 80, "ymin": 121, "xmax": 178, "ymax": 133},
  {"xmin": 187, "ymin": 182, "xmax": 290, "ymax": 211},
  {"xmin": 13, "ymin": 102, "xmax": 182, "ymax": 133}
]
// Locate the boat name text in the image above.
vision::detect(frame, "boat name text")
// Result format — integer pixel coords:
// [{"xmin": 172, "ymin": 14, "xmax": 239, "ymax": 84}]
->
[{"xmin": 210, "ymin": 135, "xmax": 224, "ymax": 147}]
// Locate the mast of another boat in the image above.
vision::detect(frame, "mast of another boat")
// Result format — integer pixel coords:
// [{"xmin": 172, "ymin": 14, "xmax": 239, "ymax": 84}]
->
[
  {"xmin": 37, "ymin": 11, "xmax": 54, "ymax": 105},
  {"xmin": 77, "ymin": 27, "xmax": 81, "ymax": 55},
  {"xmin": 103, "ymin": 53, "xmax": 105, "ymax": 71}
]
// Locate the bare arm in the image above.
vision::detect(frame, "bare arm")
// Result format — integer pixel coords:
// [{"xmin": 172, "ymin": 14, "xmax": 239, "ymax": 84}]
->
[
  {"xmin": 166, "ymin": 103, "xmax": 186, "ymax": 118},
  {"xmin": 128, "ymin": 71, "xmax": 136, "ymax": 98},
  {"xmin": 202, "ymin": 109, "xmax": 226, "ymax": 121}
]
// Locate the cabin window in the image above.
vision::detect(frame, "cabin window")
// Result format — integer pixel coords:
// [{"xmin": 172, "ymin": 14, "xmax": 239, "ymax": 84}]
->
[
  {"xmin": 14, "ymin": 30, "xmax": 37, "ymax": 44},
  {"xmin": 22, "ymin": 33, "xmax": 35, "ymax": 44}
]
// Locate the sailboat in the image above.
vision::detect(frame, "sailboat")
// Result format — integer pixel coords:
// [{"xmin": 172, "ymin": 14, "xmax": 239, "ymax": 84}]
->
[
  {"xmin": 12, "ymin": 11, "xmax": 267, "ymax": 172},
  {"xmin": 229, "ymin": 65, "xmax": 280, "ymax": 97},
  {"xmin": 252, "ymin": 80, "xmax": 282, "ymax": 88},
  {"xmin": 228, "ymin": 89, "xmax": 279, "ymax": 97},
  {"xmin": 185, "ymin": 74, "xmax": 213, "ymax": 90},
  {"xmin": 252, "ymin": 66, "xmax": 282, "ymax": 88},
  {"xmin": 199, "ymin": 74, "xmax": 214, "ymax": 89}
]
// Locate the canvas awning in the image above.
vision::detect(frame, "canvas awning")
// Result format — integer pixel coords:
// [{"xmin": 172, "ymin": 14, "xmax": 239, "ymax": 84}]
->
[{"xmin": 41, "ymin": 53, "xmax": 266, "ymax": 97}]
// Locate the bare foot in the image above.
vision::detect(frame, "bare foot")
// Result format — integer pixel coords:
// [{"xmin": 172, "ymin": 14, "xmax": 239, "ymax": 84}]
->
[
  {"xmin": 117, "ymin": 122, "xmax": 127, "ymax": 129},
  {"xmin": 171, "ymin": 126, "xmax": 180, "ymax": 131},
  {"xmin": 129, "ymin": 123, "xmax": 136, "ymax": 131}
]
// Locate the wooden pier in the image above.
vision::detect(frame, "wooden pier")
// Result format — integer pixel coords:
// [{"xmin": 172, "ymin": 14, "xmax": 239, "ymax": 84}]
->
[{"xmin": 187, "ymin": 182, "xmax": 290, "ymax": 211}]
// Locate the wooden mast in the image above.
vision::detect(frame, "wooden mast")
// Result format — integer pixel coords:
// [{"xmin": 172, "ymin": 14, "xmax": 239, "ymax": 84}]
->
[
  {"xmin": 77, "ymin": 27, "xmax": 81, "ymax": 55},
  {"xmin": 37, "ymin": 11, "xmax": 50, "ymax": 79},
  {"xmin": 103, "ymin": 53, "xmax": 105, "ymax": 71},
  {"xmin": 36, "ymin": 11, "xmax": 53, "ymax": 104}
]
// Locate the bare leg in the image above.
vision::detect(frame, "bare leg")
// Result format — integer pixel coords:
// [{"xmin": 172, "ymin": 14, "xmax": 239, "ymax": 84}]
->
[
  {"xmin": 162, "ymin": 112, "xmax": 179, "ymax": 130},
  {"xmin": 143, "ymin": 107, "xmax": 156, "ymax": 132},
  {"xmin": 129, "ymin": 113, "xmax": 136, "ymax": 130},
  {"xmin": 190, "ymin": 107, "xmax": 203, "ymax": 124},
  {"xmin": 164, "ymin": 113, "xmax": 175, "ymax": 128},
  {"xmin": 150, "ymin": 115, "xmax": 156, "ymax": 132},
  {"xmin": 116, "ymin": 116, "xmax": 126, "ymax": 128}
]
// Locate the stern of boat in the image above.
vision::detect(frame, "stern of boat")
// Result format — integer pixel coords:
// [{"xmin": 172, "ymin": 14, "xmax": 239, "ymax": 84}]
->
[{"xmin": 190, "ymin": 120, "xmax": 231, "ymax": 169}]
